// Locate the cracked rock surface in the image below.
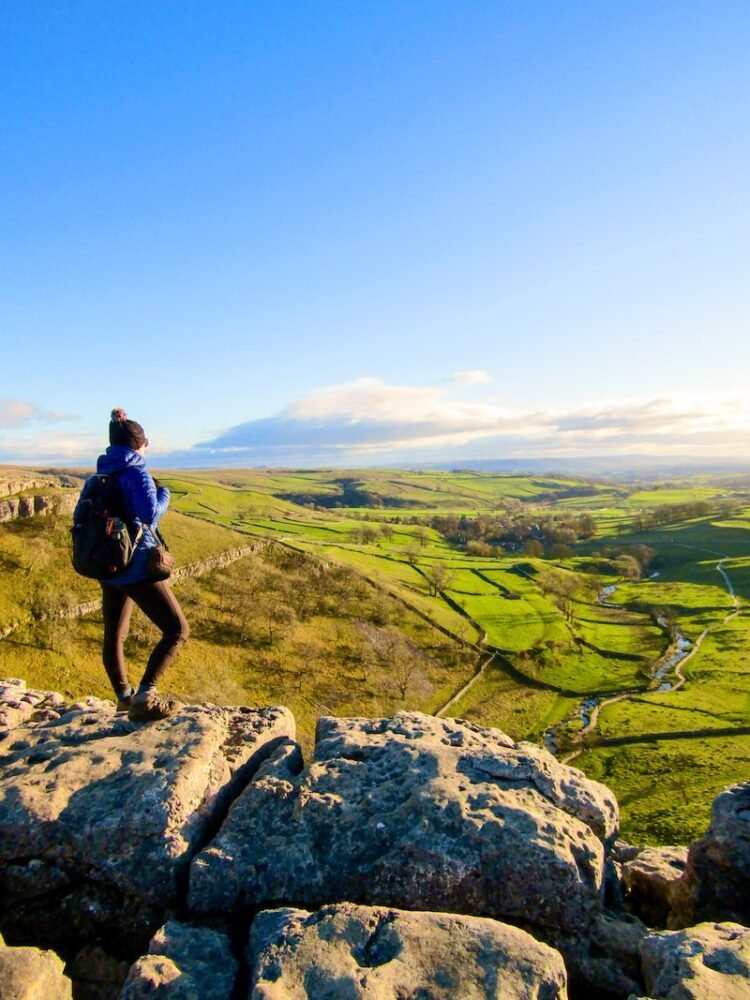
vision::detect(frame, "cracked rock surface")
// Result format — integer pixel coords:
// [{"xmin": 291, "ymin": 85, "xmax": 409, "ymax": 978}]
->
[
  {"xmin": 248, "ymin": 902, "xmax": 569, "ymax": 999},
  {"xmin": 190, "ymin": 711, "xmax": 618, "ymax": 934},
  {"xmin": 0, "ymin": 697, "xmax": 294, "ymax": 955}
]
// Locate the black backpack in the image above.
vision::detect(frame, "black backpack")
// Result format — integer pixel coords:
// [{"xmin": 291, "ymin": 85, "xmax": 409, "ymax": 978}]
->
[{"xmin": 71, "ymin": 472, "xmax": 143, "ymax": 579}]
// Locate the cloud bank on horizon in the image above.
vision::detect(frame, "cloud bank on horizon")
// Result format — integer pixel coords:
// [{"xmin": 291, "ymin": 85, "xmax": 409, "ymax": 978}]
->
[{"xmin": 2, "ymin": 376, "xmax": 749, "ymax": 468}]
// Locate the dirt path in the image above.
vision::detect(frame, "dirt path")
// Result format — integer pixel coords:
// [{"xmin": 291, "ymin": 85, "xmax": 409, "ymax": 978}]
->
[
  {"xmin": 435, "ymin": 649, "xmax": 496, "ymax": 718},
  {"xmin": 667, "ymin": 552, "xmax": 740, "ymax": 692}
]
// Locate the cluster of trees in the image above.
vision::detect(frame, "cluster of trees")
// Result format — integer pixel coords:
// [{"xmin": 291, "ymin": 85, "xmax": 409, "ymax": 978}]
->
[
  {"xmin": 349, "ymin": 523, "xmax": 394, "ymax": 544},
  {"xmin": 427, "ymin": 512, "xmax": 597, "ymax": 556},
  {"xmin": 575, "ymin": 543, "xmax": 657, "ymax": 580},
  {"xmin": 536, "ymin": 567, "xmax": 592, "ymax": 623},
  {"xmin": 627, "ymin": 499, "xmax": 730, "ymax": 532},
  {"xmin": 278, "ymin": 479, "xmax": 419, "ymax": 510}
]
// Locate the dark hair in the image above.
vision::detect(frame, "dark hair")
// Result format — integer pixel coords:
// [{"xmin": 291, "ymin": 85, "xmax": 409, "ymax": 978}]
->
[{"xmin": 109, "ymin": 408, "xmax": 148, "ymax": 450}]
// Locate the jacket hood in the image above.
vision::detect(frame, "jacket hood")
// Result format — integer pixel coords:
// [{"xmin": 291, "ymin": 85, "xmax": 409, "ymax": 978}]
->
[{"xmin": 96, "ymin": 445, "xmax": 146, "ymax": 475}]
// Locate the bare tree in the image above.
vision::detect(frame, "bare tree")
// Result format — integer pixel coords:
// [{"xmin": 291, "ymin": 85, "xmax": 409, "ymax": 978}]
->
[
  {"xmin": 538, "ymin": 569, "xmax": 584, "ymax": 623},
  {"xmin": 414, "ymin": 526, "xmax": 429, "ymax": 548},
  {"xmin": 423, "ymin": 563, "xmax": 455, "ymax": 597},
  {"xmin": 379, "ymin": 523, "xmax": 394, "ymax": 543},
  {"xmin": 401, "ymin": 545, "xmax": 420, "ymax": 565},
  {"xmin": 256, "ymin": 597, "xmax": 297, "ymax": 644}
]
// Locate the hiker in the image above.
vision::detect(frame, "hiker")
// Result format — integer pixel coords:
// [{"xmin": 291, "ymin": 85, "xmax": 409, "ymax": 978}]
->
[{"xmin": 74, "ymin": 408, "xmax": 189, "ymax": 721}]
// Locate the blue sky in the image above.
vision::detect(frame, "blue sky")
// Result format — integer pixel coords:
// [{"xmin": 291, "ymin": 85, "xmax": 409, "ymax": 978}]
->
[{"xmin": 2, "ymin": 1, "xmax": 749, "ymax": 467}]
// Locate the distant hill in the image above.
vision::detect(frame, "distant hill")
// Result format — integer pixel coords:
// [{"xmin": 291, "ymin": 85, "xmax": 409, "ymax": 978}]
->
[{"xmin": 413, "ymin": 455, "xmax": 750, "ymax": 481}]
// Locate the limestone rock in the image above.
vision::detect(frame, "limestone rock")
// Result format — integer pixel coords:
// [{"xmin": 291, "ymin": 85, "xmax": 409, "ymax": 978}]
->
[
  {"xmin": 190, "ymin": 712, "xmax": 618, "ymax": 935},
  {"xmin": 0, "ymin": 678, "xmax": 67, "ymax": 735},
  {"xmin": 0, "ymin": 498, "xmax": 18, "ymax": 521},
  {"xmin": 677, "ymin": 782, "xmax": 750, "ymax": 927},
  {"xmin": 121, "ymin": 921, "xmax": 237, "ymax": 999},
  {"xmin": 0, "ymin": 931, "xmax": 72, "ymax": 999},
  {"xmin": 641, "ymin": 922, "xmax": 750, "ymax": 999},
  {"xmin": 248, "ymin": 902, "xmax": 568, "ymax": 999},
  {"xmin": 0, "ymin": 700, "xmax": 294, "ymax": 955},
  {"xmin": 622, "ymin": 846, "xmax": 688, "ymax": 928}
]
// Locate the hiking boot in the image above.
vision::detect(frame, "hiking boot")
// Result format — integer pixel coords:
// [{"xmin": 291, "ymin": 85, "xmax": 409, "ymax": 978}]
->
[
  {"xmin": 128, "ymin": 690, "xmax": 181, "ymax": 723},
  {"xmin": 116, "ymin": 693, "xmax": 133, "ymax": 713}
]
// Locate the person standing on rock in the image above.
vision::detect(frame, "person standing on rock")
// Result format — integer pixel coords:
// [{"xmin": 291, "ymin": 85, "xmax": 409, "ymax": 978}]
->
[{"xmin": 74, "ymin": 408, "xmax": 189, "ymax": 721}]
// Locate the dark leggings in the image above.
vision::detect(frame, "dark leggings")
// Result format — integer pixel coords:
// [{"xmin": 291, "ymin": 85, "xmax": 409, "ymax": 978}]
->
[{"xmin": 101, "ymin": 580, "xmax": 190, "ymax": 697}]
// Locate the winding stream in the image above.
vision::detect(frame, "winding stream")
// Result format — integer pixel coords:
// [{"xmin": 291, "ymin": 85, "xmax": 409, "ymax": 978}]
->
[{"xmin": 547, "ymin": 551, "xmax": 739, "ymax": 759}]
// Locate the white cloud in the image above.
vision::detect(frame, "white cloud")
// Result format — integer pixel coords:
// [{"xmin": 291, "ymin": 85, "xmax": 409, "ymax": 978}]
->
[
  {"xmin": 0, "ymin": 431, "xmax": 99, "ymax": 464},
  {"xmin": 5, "ymin": 381, "xmax": 750, "ymax": 467},
  {"xmin": 449, "ymin": 370, "xmax": 493, "ymax": 385},
  {"xmin": 0, "ymin": 397, "xmax": 75, "ymax": 429},
  {"xmin": 190, "ymin": 379, "xmax": 750, "ymax": 464}
]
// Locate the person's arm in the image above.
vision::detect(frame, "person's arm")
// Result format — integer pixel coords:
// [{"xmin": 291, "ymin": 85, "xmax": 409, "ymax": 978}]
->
[
  {"xmin": 124, "ymin": 469, "xmax": 170, "ymax": 525},
  {"xmin": 154, "ymin": 483, "xmax": 170, "ymax": 523}
]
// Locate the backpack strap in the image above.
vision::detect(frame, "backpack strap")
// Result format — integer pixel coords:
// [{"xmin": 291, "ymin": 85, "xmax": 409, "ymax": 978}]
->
[{"xmin": 152, "ymin": 524, "xmax": 169, "ymax": 551}]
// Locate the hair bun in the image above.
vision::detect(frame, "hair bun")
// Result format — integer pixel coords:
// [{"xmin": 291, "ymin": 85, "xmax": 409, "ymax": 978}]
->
[{"xmin": 111, "ymin": 408, "xmax": 127, "ymax": 422}]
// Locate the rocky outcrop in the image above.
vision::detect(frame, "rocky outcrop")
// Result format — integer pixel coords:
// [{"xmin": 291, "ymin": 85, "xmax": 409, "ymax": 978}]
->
[
  {"xmin": 641, "ymin": 921, "xmax": 750, "ymax": 998},
  {"xmin": 0, "ymin": 678, "xmax": 68, "ymax": 734},
  {"xmin": 0, "ymin": 475, "xmax": 56, "ymax": 498},
  {"xmin": 671, "ymin": 783, "xmax": 750, "ymax": 928},
  {"xmin": 0, "ymin": 693, "xmax": 294, "ymax": 956},
  {"xmin": 249, "ymin": 902, "xmax": 569, "ymax": 999},
  {"xmin": 0, "ymin": 674, "xmax": 749, "ymax": 1000},
  {"xmin": 173, "ymin": 543, "xmax": 261, "ymax": 581},
  {"xmin": 0, "ymin": 492, "xmax": 77, "ymax": 522},
  {"xmin": 620, "ymin": 846, "xmax": 688, "ymax": 928},
  {"xmin": 0, "ymin": 931, "xmax": 72, "ymax": 999},
  {"xmin": 189, "ymin": 712, "xmax": 618, "ymax": 935},
  {"xmin": 121, "ymin": 921, "xmax": 238, "ymax": 999}
]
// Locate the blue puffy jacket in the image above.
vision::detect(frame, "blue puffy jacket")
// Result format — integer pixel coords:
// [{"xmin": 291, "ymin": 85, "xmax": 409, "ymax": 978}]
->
[{"xmin": 75, "ymin": 445, "xmax": 170, "ymax": 586}]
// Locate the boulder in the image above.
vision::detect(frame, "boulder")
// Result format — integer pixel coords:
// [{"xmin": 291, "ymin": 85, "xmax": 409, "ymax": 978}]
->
[
  {"xmin": 641, "ymin": 922, "xmax": 750, "ymax": 999},
  {"xmin": 0, "ymin": 678, "xmax": 67, "ymax": 735},
  {"xmin": 121, "ymin": 921, "xmax": 237, "ymax": 999},
  {"xmin": 621, "ymin": 847, "xmax": 688, "ymax": 928},
  {"xmin": 190, "ymin": 712, "xmax": 618, "ymax": 935},
  {"xmin": 0, "ymin": 498, "xmax": 18, "ymax": 521},
  {"xmin": 0, "ymin": 931, "xmax": 72, "ymax": 999},
  {"xmin": 675, "ymin": 782, "xmax": 750, "ymax": 927},
  {"xmin": 0, "ymin": 700, "xmax": 294, "ymax": 956},
  {"xmin": 248, "ymin": 902, "xmax": 569, "ymax": 999}
]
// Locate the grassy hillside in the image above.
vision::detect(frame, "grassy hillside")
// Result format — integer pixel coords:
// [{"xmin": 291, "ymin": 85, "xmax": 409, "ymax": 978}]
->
[
  {"xmin": 1, "ymin": 524, "xmax": 475, "ymax": 752},
  {"xmin": 3, "ymin": 466, "xmax": 750, "ymax": 842},
  {"xmin": 0, "ymin": 508, "xmax": 253, "ymax": 629}
]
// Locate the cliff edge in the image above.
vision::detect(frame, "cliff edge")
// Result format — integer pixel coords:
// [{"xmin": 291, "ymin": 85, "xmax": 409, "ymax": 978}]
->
[{"xmin": 0, "ymin": 677, "xmax": 747, "ymax": 999}]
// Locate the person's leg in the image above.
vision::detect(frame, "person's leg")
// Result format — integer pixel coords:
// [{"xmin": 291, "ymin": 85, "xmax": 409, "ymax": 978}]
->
[
  {"xmin": 101, "ymin": 584, "xmax": 135, "ymax": 702},
  {"xmin": 123, "ymin": 579, "xmax": 189, "ymax": 692}
]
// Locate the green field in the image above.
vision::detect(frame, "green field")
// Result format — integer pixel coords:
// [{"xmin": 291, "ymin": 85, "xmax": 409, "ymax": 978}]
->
[{"xmin": 2, "ymin": 463, "xmax": 749, "ymax": 844}]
